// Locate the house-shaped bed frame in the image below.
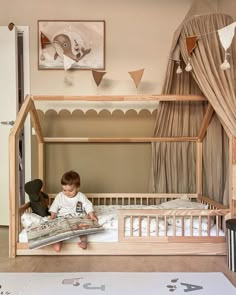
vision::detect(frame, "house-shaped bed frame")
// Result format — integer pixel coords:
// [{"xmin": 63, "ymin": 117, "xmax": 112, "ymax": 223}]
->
[{"xmin": 9, "ymin": 94, "xmax": 235, "ymax": 258}]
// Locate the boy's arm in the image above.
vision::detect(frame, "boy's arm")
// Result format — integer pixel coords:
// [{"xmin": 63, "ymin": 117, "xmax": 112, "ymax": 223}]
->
[
  {"xmin": 48, "ymin": 193, "xmax": 60, "ymax": 218},
  {"xmin": 88, "ymin": 211, "xmax": 98, "ymax": 222},
  {"xmin": 49, "ymin": 212, "xmax": 57, "ymax": 219},
  {"xmin": 79, "ymin": 193, "xmax": 98, "ymax": 221},
  {"xmin": 80, "ymin": 193, "xmax": 94, "ymax": 214}
]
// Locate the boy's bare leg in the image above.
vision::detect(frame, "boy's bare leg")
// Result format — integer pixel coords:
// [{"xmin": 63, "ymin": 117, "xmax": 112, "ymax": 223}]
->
[
  {"xmin": 53, "ymin": 241, "xmax": 63, "ymax": 252},
  {"xmin": 77, "ymin": 235, "xmax": 87, "ymax": 249}
]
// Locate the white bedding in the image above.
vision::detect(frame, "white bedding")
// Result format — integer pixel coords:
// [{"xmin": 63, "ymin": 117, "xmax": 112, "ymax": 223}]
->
[{"xmin": 19, "ymin": 198, "xmax": 225, "ymax": 243}]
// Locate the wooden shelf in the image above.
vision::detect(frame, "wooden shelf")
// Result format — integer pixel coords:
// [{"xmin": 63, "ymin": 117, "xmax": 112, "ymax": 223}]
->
[
  {"xmin": 32, "ymin": 94, "xmax": 206, "ymax": 102},
  {"xmin": 43, "ymin": 136, "xmax": 199, "ymax": 143}
]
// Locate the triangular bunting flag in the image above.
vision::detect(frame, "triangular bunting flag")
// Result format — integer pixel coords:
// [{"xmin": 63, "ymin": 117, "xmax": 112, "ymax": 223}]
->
[
  {"xmin": 63, "ymin": 54, "xmax": 76, "ymax": 71},
  {"xmin": 185, "ymin": 36, "xmax": 197, "ymax": 72},
  {"xmin": 92, "ymin": 70, "xmax": 107, "ymax": 87},
  {"xmin": 218, "ymin": 22, "xmax": 236, "ymax": 70},
  {"xmin": 186, "ymin": 36, "xmax": 198, "ymax": 55},
  {"xmin": 41, "ymin": 32, "xmax": 51, "ymax": 49},
  {"xmin": 218, "ymin": 22, "xmax": 236, "ymax": 51},
  {"xmin": 128, "ymin": 68, "xmax": 144, "ymax": 88}
]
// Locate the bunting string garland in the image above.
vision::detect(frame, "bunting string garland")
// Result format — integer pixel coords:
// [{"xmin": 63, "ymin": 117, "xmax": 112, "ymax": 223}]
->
[{"xmin": 174, "ymin": 21, "xmax": 236, "ymax": 74}]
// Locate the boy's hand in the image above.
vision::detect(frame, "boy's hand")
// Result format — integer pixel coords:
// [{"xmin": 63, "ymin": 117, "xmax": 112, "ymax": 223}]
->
[
  {"xmin": 88, "ymin": 211, "xmax": 98, "ymax": 222},
  {"xmin": 49, "ymin": 212, "xmax": 57, "ymax": 220}
]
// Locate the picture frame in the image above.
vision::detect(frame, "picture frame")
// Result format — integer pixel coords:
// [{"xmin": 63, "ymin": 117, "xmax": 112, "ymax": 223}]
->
[{"xmin": 38, "ymin": 20, "xmax": 105, "ymax": 70}]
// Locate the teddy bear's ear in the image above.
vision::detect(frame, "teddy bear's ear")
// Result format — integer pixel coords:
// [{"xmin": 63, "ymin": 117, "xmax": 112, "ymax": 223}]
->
[{"xmin": 24, "ymin": 179, "xmax": 43, "ymax": 194}]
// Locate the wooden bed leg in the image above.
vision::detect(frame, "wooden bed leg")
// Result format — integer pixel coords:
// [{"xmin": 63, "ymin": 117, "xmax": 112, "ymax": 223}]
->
[
  {"xmin": 38, "ymin": 142, "xmax": 44, "ymax": 186},
  {"xmin": 196, "ymin": 141, "xmax": 203, "ymax": 195},
  {"xmin": 9, "ymin": 135, "xmax": 17, "ymax": 258}
]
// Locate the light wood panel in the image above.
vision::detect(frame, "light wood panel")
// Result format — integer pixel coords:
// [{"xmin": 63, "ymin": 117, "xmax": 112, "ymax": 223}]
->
[
  {"xmin": 198, "ymin": 103, "xmax": 214, "ymax": 141},
  {"xmin": 8, "ymin": 135, "xmax": 17, "ymax": 259},
  {"xmin": 38, "ymin": 142, "xmax": 44, "ymax": 186},
  {"xmin": 43, "ymin": 136, "xmax": 198, "ymax": 143},
  {"xmin": 16, "ymin": 241, "xmax": 226, "ymax": 256},
  {"xmin": 29, "ymin": 100, "xmax": 44, "ymax": 143},
  {"xmin": 196, "ymin": 142, "xmax": 203, "ymax": 195},
  {"xmin": 9, "ymin": 94, "xmax": 33, "ymax": 258},
  {"xmin": 32, "ymin": 94, "xmax": 206, "ymax": 102}
]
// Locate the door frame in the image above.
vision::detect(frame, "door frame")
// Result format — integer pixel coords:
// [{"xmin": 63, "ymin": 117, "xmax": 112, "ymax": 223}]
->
[{"xmin": 17, "ymin": 26, "xmax": 31, "ymax": 191}]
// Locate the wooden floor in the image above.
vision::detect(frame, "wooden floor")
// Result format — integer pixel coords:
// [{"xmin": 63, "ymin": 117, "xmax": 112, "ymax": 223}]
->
[{"xmin": 1, "ymin": 227, "xmax": 236, "ymax": 287}]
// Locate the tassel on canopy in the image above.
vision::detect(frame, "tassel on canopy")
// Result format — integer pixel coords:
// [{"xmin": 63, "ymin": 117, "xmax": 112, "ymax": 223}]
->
[
  {"xmin": 176, "ymin": 61, "xmax": 183, "ymax": 74},
  {"xmin": 185, "ymin": 36, "xmax": 198, "ymax": 72},
  {"xmin": 220, "ymin": 53, "xmax": 231, "ymax": 70}
]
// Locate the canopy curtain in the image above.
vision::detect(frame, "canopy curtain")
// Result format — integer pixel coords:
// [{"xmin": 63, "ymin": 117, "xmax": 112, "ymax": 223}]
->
[
  {"xmin": 151, "ymin": 13, "xmax": 234, "ymax": 205},
  {"xmin": 150, "ymin": 70, "xmax": 205, "ymax": 194}
]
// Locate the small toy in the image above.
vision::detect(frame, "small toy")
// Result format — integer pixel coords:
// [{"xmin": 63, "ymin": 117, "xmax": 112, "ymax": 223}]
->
[{"xmin": 24, "ymin": 179, "xmax": 49, "ymax": 217}]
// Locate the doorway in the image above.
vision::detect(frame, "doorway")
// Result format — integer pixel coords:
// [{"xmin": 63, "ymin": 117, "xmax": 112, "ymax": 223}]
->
[
  {"xmin": 0, "ymin": 25, "xmax": 30, "ymax": 225},
  {"xmin": 17, "ymin": 31, "xmax": 25, "ymax": 204}
]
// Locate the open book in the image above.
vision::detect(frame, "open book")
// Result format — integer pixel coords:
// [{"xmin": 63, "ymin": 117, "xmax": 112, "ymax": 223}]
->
[{"xmin": 26, "ymin": 215, "xmax": 103, "ymax": 249}]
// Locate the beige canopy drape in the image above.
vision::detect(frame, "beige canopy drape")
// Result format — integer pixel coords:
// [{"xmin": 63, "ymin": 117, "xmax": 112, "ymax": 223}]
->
[{"xmin": 150, "ymin": 12, "xmax": 236, "ymax": 206}]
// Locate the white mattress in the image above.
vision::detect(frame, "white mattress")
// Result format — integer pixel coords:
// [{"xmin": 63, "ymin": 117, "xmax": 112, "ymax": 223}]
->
[{"xmin": 19, "ymin": 203, "xmax": 225, "ymax": 243}]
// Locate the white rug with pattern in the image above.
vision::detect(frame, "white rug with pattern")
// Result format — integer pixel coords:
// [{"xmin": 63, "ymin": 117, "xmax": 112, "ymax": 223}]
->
[{"xmin": 0, "ymin": 272, "xmax": 235, "ymax": 294}]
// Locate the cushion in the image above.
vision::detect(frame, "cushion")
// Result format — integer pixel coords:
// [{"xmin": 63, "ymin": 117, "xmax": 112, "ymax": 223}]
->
[{"xmin": 158, "ymin": 196, "xmax": 208, "ymax": 210}]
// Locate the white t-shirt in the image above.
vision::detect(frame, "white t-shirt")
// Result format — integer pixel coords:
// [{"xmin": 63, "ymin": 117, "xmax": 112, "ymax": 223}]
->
[{"xmin": 49, "ymin": 191, "xmax": 94, "ymax": 216}]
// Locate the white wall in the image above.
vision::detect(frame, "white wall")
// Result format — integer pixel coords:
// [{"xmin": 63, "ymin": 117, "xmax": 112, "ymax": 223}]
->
[{"xmin": 0, "ymin": 0, "xmax": 193, "ymax": 95}]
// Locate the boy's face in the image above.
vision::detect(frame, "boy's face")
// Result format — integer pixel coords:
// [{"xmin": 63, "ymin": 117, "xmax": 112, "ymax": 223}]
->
[{"xmin": 62, "ymin": 184, "xmax": 78, "ymax": 198}]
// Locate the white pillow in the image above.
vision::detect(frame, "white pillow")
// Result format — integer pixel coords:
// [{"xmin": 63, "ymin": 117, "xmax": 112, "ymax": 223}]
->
[{"xmin": 158, "ymin": 197, "xmax": 208, "ymax": 210}]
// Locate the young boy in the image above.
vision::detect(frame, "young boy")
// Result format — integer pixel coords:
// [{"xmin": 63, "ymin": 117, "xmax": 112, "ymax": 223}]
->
[{"xmin": 49, "ymin": 170, "xmax": 98, "ymax": 252}]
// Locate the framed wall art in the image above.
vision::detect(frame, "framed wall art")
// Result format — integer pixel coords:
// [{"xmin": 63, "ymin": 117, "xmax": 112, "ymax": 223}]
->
[{"xmin": 38, "ymin": 20, "xmax": 105, "ymax": 70}]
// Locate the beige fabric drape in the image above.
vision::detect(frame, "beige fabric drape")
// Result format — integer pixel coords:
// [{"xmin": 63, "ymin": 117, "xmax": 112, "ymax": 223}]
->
[
  {"xmin": 178, "ymin": 13, "xmax": 236, "ymax": 136},
  {"xmin": 151, "ymin": 13, "xmax": 234, "ymax": 205},
  {"xmin": 150, "ymin": 73, "xmax": 205, "ymax": 194}
]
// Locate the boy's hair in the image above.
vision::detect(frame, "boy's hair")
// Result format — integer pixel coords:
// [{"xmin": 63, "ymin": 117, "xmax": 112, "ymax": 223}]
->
[{"xmin": 61, "ymin": 170, "xmax": 80, "ymax": 187}]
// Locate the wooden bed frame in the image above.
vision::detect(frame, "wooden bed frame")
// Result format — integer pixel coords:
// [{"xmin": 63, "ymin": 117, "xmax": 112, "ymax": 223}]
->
[
  {"xmin": 17, "ymin": 193, "xmax": 229, "ymax": 256},
  {"xmin": 9, "ymin": 94, "xmax": 235, "ymax": 258}
]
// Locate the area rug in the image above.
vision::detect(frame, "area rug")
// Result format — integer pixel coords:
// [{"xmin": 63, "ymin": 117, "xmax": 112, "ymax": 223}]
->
[{"xmin": 0, "ymin": 272, "xmax": 235, "ymax": 294}]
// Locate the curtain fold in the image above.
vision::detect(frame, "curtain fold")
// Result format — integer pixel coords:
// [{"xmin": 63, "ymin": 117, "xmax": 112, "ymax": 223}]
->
[
  {"xmin": 178, "ymin": 14, "xmax": 236, "ymax": 136},
  {"xmin": 151, "ymin": 13, "xmax": 233, "ymax": 205}
]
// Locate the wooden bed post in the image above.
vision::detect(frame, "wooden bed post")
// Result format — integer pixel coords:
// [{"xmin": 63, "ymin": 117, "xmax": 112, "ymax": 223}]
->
[
  {"xmin": 9, "ymin": 95, "xmax": 33, "ymax": 258},
  {"xmin": 38, "ymin": 142, "xmax": 45, "ymax": 187},
  {"xmin": 29, "ymin": 98, "xmax": 45, "ymax": 186},
  {"xmin": 196, "ymin": 103, "xmax": 214, "ymax": 196},
  {"xmin": 196, "ymin": 141, "xmax": 203, "ymax": 195},
  {"xmin": 9, "ymin": 135, "xmax": 18, "ymax": 258}
]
